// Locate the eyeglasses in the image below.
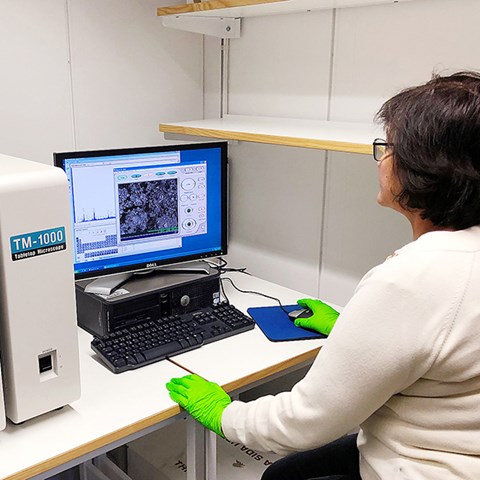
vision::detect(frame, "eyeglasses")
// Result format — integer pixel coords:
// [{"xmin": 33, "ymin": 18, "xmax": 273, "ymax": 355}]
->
[{"xmin": 373, "ymin": 138, "xmax": 393, "ymax": 162}]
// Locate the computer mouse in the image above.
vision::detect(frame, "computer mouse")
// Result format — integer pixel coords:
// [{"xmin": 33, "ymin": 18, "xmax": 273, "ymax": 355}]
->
[{"xmin": 287, "ymin": 307, "xmax": 313, "ymax": 322}]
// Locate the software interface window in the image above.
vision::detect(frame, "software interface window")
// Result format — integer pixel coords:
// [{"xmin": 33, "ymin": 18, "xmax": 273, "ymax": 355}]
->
[{"xmin": 59, "ymin": 146, "xmax": 224, "ymax": 277}]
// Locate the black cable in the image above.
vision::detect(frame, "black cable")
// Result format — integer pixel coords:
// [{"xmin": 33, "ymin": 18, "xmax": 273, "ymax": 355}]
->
[
  {"xmin": 205, "ymin": 257, "xmax": 228, "ymax": 270},
  {"xmin": 205, "ymin": 257, "xmax": 251, "ymax": 275},
  {"xmin": 219, "ymin": 274, "xmax": 230, "ymax": 304},
  {"xmin": 221, "ymin": 276, "xmax": 291, "ymax": 315},
  {"xmin": 207, "ymin": 258, "xmax": 292, "ymax": 314}
]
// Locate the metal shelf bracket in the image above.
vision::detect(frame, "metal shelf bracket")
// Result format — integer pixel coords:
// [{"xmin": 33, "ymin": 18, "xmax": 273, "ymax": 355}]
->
[{"xmin": 162, "ymin": 16, "xmax": 241, "ymax": 38}]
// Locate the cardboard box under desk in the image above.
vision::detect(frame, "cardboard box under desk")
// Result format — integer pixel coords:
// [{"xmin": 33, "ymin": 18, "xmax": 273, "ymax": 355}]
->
[{"xmin": 126, "ymin": 419, "xmax": 282, "ymax": 480}]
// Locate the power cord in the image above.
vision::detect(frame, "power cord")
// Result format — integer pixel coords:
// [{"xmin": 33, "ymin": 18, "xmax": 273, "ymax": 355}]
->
[
  {"xmin": 204, "ymin": 257, "xmax": 249, "ymax": 275},
  {"xmin": 206, "ymin": 258, "xmax": 292, "ymax": 315},
  {"xmin": 222, "ymin": 277, "xmax": 291, "ymax": 315}
]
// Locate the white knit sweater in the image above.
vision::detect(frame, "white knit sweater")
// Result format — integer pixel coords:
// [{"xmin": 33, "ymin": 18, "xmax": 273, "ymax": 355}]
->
[{"xmin": 222, "ymin": 226, "xmax": 480, "ymax": 479}]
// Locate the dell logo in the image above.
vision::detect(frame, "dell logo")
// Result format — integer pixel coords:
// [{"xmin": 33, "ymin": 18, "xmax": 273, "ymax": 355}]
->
[{"xmin": 146, "ymin": 262, "xmax": 157, "ymax": 268}]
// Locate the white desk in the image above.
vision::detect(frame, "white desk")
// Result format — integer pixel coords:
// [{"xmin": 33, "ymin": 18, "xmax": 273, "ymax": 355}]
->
[
  {"xmin": 170, "ymin": 272, "xmax": 329, "ymax": 394},
  {"xmin": 0, "ymin": 273, "xmax": 332, "ymax": 480},
  {"xmin": 0, "ymin": 329, "xmax": 188, "ymax": 480}
]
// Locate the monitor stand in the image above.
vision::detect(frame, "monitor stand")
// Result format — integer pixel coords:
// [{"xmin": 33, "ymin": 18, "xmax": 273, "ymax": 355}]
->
[{"xmin": 83, "ymin": 260, "xmax": 212, "ymax": 296}]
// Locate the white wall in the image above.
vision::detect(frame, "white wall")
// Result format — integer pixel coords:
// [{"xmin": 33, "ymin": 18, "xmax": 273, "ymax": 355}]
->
[
  {"xmin": 2, "ymin": 0, "xmax": 478, "ymax": 307},
  {"xmin": 0, "ymin": 1, "xmax": 74, "ymax": 163},
  {"xmin": 224, "ymin": 0, "xmax": 479, "ymax": 305},
  {"xmin": 224, "ymin": 10, "xmax": 333, "ymax": 296},
  {"xmin": 0, "ymin": 0, "xmax": 204, "ymax": 165},
  {"xmin": 226, "ymin": 142, "xmax": 326, "ymax": 296}
]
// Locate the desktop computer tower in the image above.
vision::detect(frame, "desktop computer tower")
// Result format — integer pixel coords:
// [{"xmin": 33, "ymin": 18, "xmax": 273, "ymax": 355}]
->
[
  {"xmin": 0, "ymin": 154, "xmax": 81, "ymax": 424},
  {"xmin": 76, "ymin": 269, "xmax": 221, "ymax": 337}
]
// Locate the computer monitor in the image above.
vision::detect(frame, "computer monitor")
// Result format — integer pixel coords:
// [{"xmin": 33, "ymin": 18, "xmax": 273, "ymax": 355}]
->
[{"xmin": 54, "ymin": 142, "xmax": 228, "ymax": 287}]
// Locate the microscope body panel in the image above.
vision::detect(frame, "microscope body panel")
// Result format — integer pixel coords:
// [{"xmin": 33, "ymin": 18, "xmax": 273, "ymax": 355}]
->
[
  {"xmin": 0, "ymin": 359, "xmax": 5, "ymax": 431},
  {"xmin": 0, "ymin": 154, "xmax": 81, "ymax": 424}
]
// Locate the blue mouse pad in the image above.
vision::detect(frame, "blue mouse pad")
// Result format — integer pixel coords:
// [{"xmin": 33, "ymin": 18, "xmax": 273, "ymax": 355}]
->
[{"xmin": 247, "ymin": 305, "xmax": 326, "ymax": 342}]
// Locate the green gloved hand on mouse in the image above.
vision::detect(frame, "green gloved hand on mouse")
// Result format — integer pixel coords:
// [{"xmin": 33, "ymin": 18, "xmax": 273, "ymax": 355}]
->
[
  {"xmin": 166, "ymin": 374, "xmax": 231, "ymax": 437},
  {"xmin": 294, "ymin": 298, "xmax": 340, "ymax": 335}
]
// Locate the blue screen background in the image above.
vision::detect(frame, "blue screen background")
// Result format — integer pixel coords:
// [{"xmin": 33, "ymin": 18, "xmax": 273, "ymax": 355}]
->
[{"xmin": 62, "ymin": 145, "xmax": 225, "ymax": 276}]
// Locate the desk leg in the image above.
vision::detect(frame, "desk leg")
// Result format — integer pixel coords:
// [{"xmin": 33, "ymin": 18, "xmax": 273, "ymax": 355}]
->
[
  {"xmin": 205, "ymin": 430, "xmax": 217, "ymax": 480},
  {"xmin": 186, "ymin": 417, "xmax": 205, "ymax": 480}
]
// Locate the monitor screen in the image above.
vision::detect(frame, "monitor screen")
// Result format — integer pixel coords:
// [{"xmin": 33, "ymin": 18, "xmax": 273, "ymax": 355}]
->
[{"xmin": 54, "ymin": 142, "xmax": 228, "ymax": 280}]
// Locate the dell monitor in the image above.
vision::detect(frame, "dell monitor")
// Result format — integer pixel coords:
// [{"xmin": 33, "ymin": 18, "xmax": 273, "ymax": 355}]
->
[{"xmin": 54, "ymin": 141, "xmax": 228, "ymax": 292}]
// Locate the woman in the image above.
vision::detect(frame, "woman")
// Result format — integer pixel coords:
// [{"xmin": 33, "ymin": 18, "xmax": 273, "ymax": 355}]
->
[{"xmin": 166, "ymin": 71, "xmax": 480, "ymax": 479}]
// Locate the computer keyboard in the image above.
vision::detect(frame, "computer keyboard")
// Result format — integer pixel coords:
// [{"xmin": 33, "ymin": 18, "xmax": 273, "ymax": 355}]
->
[{"xmin": 91, "ymin": 303, "xmax": 255, "ymax": 373}]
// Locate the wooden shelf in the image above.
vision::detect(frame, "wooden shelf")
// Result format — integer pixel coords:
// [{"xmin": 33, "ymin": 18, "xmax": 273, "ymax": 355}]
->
[
  {"xmin": 159, "ymin": 114, "xmax": 383, "ymax": 154},
  {"xmin": 157, "ymin": 0, "xmax": 412, "ymax": 18}
]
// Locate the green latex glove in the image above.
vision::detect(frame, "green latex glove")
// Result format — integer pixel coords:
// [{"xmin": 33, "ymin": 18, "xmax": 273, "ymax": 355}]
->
[
  {"xmin": 294, "ymin": 298, "xmax": 340, "ymax": 335},
  {"xmin": 166, "ymin": 374, "xmax": 231, "ymax": 437}
]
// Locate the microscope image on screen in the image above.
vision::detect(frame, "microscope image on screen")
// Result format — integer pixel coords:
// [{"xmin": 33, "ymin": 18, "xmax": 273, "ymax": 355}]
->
[
  {"xmin": 114, "ymin": 163, "xmax": 208, "ymax": 244},
  {"xmin": 118, "ymin": 178, "xmax": 179, "ymax": 241}
]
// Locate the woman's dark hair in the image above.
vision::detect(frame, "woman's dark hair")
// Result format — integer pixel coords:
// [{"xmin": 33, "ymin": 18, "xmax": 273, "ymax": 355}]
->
[{"xmin": 376, "ymin": 71, "xmax": 480, "ymax": 230}]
